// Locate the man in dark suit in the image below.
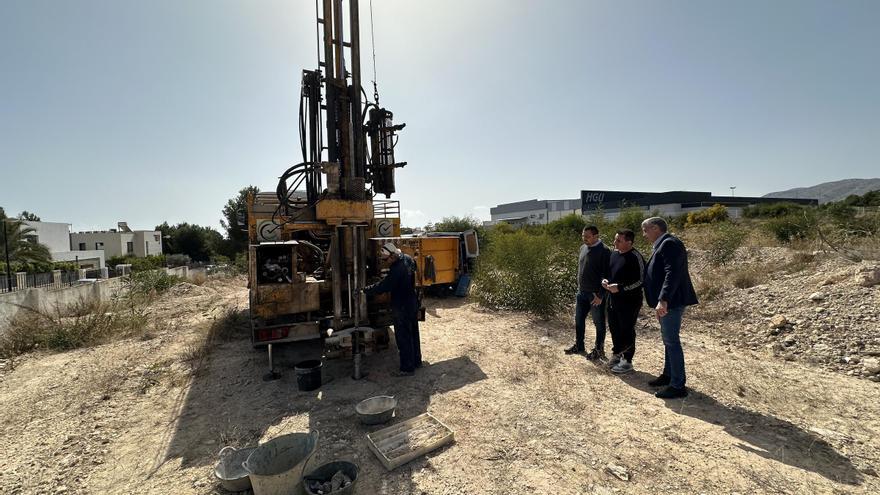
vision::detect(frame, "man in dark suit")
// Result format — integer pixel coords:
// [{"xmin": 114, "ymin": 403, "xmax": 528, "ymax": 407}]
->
[{"xmin": 641, "ymin": 217, "xmax": 698, "ymax": 399}]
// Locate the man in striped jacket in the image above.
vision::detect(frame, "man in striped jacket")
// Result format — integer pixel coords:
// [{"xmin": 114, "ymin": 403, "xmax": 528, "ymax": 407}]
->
[{"xmin": 601, "ymin": 229, "xmax": 646, "ymax": 374}]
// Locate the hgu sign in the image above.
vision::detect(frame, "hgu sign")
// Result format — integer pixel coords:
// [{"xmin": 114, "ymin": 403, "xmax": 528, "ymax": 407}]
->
[{"xmin": 582, "ymin": 191, "xmax": 605, "ymax": 203}]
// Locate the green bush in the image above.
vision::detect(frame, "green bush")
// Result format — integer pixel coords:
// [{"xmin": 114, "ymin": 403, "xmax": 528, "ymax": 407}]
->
[
  {"xmin": 127, "ymin": 270, "xmax": 180, "ymax": 297},
  {"xmin": 545, "ymin": 214, "xmax": 586, "ymax": 242},
  {"xmin": 473, "ymin": 231, "xmax": 576, "ymax": 317},
  {"xmin": 764, "ymin": 212, "xmax": 817, "ymax": 243},
  {"xmin": 107, "ymin": 254, "xmax": 166, "ymax": 271},
  {"xmin": 743, "ymin": 202, "xmax": 807, "ymax": 219},
  {"xmin": 703, "ymin": 222, "xmax": 745, "ymax": 266},
  {"xmin": 234, "ymin": 252, "xmax": 249, "ymax": 273}
]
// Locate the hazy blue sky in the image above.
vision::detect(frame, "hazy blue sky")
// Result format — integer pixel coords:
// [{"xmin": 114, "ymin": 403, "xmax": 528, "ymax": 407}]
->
[{"xmin": 2, "ymin": 0, "xmax": 878, "ymax": 231}]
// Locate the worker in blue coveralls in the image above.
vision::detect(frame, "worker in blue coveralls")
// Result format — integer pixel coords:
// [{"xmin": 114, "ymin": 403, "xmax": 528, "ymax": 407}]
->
[{"xmin": 363, "ymin": 242, "xmax": 421, "ymax": 376}]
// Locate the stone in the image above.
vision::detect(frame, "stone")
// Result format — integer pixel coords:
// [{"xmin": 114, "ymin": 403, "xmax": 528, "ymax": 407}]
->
[
  {"xmin": 857, "ymin": 268, "xmax": 880, "ymax": 287},
  {"xmin": 605, "ymin": 463, "xmax": 630, "ymax": 481},
  {"xmin": 862, "ymin": 358, "xmax": 880, "ymax": 375},
  {"xmin": 770, "ymin": 315, "xmax": 789, "ymax": 329},
  {"xmin": 809, "ymin": 292, "xmax": 826, "ymax": 301}
]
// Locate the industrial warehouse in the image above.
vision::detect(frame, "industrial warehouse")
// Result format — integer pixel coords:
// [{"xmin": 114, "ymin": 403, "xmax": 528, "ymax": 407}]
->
[{"xmin": 488, "ymin": 190, "xmax": 819, "ymax": 226}]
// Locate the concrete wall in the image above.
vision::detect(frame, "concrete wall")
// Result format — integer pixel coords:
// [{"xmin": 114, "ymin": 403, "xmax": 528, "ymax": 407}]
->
[
  {"xmin": 21, "ymin": 221, "xmax": 71, "ymax": 252},
  {"xmin": 0, "ymin": 277, "xmax": 124, "ymax": 330}
]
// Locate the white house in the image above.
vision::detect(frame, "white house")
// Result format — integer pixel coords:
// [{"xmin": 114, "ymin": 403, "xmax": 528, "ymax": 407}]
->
[
  {"xmin": 70, "ymin": 222, "xmax": 163, "ymax": 259},
  {"xmin": 20, "ymin": 221, "xmax": 105, "ymax": 269}
]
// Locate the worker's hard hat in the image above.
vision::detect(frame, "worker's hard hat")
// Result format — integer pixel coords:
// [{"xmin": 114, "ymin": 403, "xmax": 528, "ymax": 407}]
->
[{"xmin": 382, "ymin": 242, "xmax": 401, "ymax": 255}]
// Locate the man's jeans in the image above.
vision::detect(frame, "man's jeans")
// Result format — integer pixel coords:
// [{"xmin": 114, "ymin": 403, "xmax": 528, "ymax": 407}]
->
[
  {"xmin": 575, "ymin": 291, "xmax": 607, "ymax": 351},
  {"xmin": 660, "ymin": 306, "xmax": 686, "ymax": 388}
]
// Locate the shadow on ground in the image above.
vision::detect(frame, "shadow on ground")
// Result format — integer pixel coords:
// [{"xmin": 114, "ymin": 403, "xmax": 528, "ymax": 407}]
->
[
  {"xmin": 154, "ymin": 312, "xmax": 487, "ymax": 493},
  {"xmin": 424, "ymin": 294, "xmax": 471, "ymax": 318},
  {"xmin": 618, "ymin": 370, "xmax": 864, "ymax": 486}
]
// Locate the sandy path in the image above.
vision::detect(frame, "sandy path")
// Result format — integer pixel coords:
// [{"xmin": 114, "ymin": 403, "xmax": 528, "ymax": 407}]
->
[{"xmin": 0, "ymin": 278, "xmax": 877, "ymax": 494}]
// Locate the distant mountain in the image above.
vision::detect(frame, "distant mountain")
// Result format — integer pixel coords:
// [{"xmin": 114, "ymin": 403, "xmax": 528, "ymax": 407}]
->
[{"xmin": 764, "ymin": 178, "xmax": 880, "ymax": 204}]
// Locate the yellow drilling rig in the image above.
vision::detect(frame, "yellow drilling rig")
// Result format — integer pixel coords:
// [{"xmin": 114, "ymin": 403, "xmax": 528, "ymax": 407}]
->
[{"xmin": 246, "ymin": 0, "xmax": 478, "ymax": 379}]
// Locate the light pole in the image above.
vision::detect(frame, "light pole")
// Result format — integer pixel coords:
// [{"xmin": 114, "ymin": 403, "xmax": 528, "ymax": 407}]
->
[
  {"xmin": 2, "ymin": 220, "xmax": 12, "ymax": 291},
  {"xmin": 730, "ymin": 186, "xmax": 736, "ymax": 197}
]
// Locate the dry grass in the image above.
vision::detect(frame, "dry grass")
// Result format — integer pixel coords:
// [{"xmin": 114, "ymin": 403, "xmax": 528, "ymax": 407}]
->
[{"xmin": 0, "ymin": 298, "xmax": 149, "ymax": 358}]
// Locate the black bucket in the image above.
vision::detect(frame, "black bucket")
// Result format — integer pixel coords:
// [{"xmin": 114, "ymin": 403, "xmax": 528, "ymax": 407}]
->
[
  {"xmin": 294, "ymin": 360, "xmax": 323, "ymax": 391},
  {"xmin": 303, "ymin": 460, "xmax": 359, "ymax": 495}
]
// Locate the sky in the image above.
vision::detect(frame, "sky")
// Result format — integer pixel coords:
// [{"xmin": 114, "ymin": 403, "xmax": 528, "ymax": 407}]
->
[{"xmin": 2, "ymin": 0, "xmax": 878, "ymax": 231}]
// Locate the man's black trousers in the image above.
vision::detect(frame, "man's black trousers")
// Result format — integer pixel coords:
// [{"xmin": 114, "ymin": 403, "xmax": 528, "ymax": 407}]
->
[
  {"xmin": 393, "ymin": 311, "xmax": 419, "ymax": 372},
  {"xmin": 608, "ymin": 296, "xmax": 641, "ymax": 361}
]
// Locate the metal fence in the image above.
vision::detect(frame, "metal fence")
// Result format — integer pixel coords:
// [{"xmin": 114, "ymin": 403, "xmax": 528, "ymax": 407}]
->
[
  {"xmin": 0, "ymin": 270, "xmax": 84, "ymax": 294},
  {"xmin": 0, "ymin": 275, "xmax": 16, "ymax": 293}
]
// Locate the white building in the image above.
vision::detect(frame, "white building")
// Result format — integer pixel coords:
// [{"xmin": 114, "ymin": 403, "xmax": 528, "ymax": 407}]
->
[
  {"xmin": 21, "ymin": 221, "xmax": 105, "ymax": 269},
  {"xmin": 486, "ymin": 198, "xmax": 580, "ymax": 226},
  {"xmin": 488, "ymin": 191, "xmax": 819, "ymax": 228},
  {"xmin": 70, "ymin": 222, "xmax": 163, "ymax": 259}
]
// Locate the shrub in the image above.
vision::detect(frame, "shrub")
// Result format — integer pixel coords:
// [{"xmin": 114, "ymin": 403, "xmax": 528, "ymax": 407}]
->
[
  {"xmin": 764, "ymin": 212, "xmax": 817, "ymax": 243},
  {"xmin": 107, "ymin": 254, "xmax": 166, "ymax": 271},
  {"xmin": 743, "ymin": 202, "xmax": 808, "ymax": 219},
  {"xmin": 686, "ymin": 204, "xmax": 729, "ymax": 226},
  {"xmin": 545, "ymin": 213, "xmax": 586, "ymax": 242},
  {"xmin": 127, "ymin": 270, "xmax": 180, "ymax": 298},
  {"xmin": 129, "ymin": 255, "xmax": 166, "ymax": 272},
  {"xmin": 234, "ymin": 252, "xmax": 249, "ymax": 273},
  {"xmin": 473, "ymin": 231, "xmax": 576, "ymax": 317},
  {"xmin": 703, "ymin": 222, "xmax": 745, "ymax": 266},
  {"xmin": 0, "ymin": 298, "xmax": 148, "ymax": 357},
  {"xmin": 730, "ymin": 266, "xmax": 763, "ymax": 289}
]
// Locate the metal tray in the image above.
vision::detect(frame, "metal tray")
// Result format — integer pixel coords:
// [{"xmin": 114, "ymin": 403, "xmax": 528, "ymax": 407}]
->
[{"xmin": 366, "ymin": 412, "xmax": 454, "ymax": 470}]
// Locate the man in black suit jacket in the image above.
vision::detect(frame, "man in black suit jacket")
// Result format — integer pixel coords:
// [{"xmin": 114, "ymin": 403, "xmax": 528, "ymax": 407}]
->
[{"xmin": 641, "ymin": 217, "xmax": 698, "ymax": 399}]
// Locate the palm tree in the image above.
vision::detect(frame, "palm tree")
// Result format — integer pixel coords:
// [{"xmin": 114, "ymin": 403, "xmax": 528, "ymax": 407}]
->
[{"xmin": 1, "ymin": 212, "xmax": 52, "ymax": 273}]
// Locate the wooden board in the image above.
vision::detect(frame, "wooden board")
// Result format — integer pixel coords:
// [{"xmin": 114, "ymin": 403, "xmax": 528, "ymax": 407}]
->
[{"xmin": 366, "ymin": 413, "xmax": 454, "ymax": 470}]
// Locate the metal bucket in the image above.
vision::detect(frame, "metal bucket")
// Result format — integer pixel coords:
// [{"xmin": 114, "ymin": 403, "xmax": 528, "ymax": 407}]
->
[
  {"xmin": 243, "ymin": 431, "xmax": 319, "ymax": 495},
  {"xmin": 214, "ymin": 446, "xmax": 255, "ymax": 492},
  {"xmin": 355, "ymin": 396, "xmax": 397, "ymax": 425}
]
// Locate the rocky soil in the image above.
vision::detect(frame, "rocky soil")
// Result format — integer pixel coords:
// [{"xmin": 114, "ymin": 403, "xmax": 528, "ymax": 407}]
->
[{"xmin": 689, "ymin": 247, "xmax": 880, "ymax": 381}]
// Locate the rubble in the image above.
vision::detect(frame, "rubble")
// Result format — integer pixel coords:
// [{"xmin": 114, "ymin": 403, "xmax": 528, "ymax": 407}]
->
[{"xmin": 306, "ymin": 470, "xmax": 353, "ymax": 494}]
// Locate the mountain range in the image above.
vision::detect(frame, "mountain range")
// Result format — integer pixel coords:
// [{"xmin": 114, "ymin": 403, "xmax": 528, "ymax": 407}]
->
[{"xmin": 764, "ymin": 178, "xmax": 880, "ymax": 204}]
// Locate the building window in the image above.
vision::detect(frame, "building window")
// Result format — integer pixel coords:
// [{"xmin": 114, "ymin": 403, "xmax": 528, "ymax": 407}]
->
[
  {"xmin": 127, "ymin": 241, "xmax": 134, "ymax": 254},
  {"xmin": 95, "ymin": 242, "xmax": 104, "ymax": 250},
  {"xmin": 78, "ymin": 243, "xmax": 86, "ymax": 250},
  {"xmin": 146, "ymin": 243, "xmax": 150, "ymax": 256},
  {"xmin": 154, "ymin": 234, "xmax": 160, "ymax": 242}
]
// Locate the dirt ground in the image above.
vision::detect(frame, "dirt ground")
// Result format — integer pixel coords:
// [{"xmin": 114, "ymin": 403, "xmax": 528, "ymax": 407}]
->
[{"xmin": 1, "ymin": 275, "xmax": 878, "ymax": 494}]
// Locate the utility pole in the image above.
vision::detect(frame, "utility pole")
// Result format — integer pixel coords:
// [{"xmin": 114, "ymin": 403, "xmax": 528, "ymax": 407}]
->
[{"xmin": 2, "ymin": 220, "xmax": 12, "ymax": 291}]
